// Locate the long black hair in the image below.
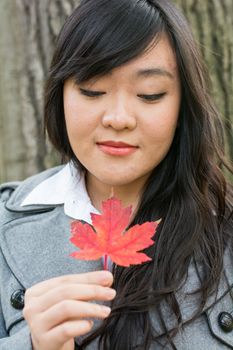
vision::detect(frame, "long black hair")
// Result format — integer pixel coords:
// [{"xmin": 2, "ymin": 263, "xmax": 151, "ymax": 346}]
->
[{"xmin": 44, "ymin": 0, "xmax": 233, "ymax": 348}]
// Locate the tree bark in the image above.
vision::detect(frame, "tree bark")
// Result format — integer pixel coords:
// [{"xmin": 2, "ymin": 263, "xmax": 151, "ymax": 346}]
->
[
  {"xmin": 0, "ymin": 0, "xmax": 79, "ymax": 181},
  {"xmin": 0, "ymin": 0, "xmax": 232, "ymax": 182},
  {"xmin": 174, "ymin": 0, "xmax": 233, "ymax": 163}
]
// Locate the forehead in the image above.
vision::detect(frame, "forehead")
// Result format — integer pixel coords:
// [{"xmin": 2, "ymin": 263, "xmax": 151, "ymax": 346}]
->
[
  {"xmin": 92, "ymin": 34, "xmax": 179, "ymax": 83},
  {"xmin": 129, "ymin": 35, "xmax": 176, "ymax": 68}
]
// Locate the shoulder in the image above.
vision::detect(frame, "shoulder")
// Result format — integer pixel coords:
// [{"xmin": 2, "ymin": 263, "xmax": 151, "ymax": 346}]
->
[{"xmin": 0, "ymin": 165, "xmax": 64, "ymax": 210}]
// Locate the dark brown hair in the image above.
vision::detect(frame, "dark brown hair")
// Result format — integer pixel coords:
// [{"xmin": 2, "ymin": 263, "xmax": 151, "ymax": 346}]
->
[{"xmin": 44, "ymin": 0, "xmax": 233, "ymax": 348}]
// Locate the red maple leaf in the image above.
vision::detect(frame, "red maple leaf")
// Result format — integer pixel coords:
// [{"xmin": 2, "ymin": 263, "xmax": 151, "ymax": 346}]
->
[{"xmin": 70, "ymin": 197, "xmax": 160, "ymax": 269}]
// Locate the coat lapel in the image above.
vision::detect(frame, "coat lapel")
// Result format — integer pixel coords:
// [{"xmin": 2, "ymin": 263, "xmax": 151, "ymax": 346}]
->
[{"xmin": 1, "ymin": 206, "xmax": 103, "ymax": 289}]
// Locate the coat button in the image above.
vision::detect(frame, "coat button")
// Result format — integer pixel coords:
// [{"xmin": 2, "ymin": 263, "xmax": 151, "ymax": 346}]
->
[
  {"xmin": 218, "ymin": 312, "xmax": 233, "ymax": 332},
  {"xmin": 10, "ymin": 289, "xmax": 25, "ymax": 310}
]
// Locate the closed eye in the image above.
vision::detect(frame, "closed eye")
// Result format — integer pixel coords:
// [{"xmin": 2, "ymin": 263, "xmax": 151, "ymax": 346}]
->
[
  {"xmin": 79, "ymin": 88, "xmax": 106, "ymax": 97},
  {"xmin": 137, "ymin": 93, "xmax": 166, "ymax": 101}
]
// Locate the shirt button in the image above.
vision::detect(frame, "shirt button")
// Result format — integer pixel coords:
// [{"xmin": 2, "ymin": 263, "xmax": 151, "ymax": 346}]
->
[
  {"xmin": 218, "ymin": 312, "xmax": 233, "ymax": 332},
  {"xmin": 10, "ymin": 289, "xmax": 25, "ymax": 310}
]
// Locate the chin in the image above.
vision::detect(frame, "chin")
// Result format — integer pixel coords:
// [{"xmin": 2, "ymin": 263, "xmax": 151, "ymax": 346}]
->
[
  {"xmin": 98, "ymin": 174, "xmax": 139, "ymax": 187},
  {"xmin": 102, "ymin": 178, "xmax": 131, "ymax": 187}
]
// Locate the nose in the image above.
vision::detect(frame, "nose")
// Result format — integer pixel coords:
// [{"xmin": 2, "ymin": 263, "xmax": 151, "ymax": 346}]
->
[{"xmin": 102, "ymin": 97, "xmax": 137, "ymax": 131}]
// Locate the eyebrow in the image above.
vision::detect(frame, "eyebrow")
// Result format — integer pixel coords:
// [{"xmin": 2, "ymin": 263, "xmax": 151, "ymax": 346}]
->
[{"xmin": 135, "ymin": 68, "xmax": 174, "ymax": 79}]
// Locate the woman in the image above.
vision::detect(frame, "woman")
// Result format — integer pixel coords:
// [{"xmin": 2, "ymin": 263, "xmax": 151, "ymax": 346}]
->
[{"xmin": 0, "ymin": 0, "xmax": 232, "ymax": 349}]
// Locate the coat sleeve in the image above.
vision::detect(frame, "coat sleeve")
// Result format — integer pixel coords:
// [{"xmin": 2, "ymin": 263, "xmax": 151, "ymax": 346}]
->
[{"xmin": 0, "ymin": 184, "xmax": 33, "ymax": 350}]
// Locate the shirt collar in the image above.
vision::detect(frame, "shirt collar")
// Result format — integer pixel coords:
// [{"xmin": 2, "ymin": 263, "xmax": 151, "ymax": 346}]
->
[{"xmin": 20, "ymin": 162, "xmax": 99, "ymax": 222}]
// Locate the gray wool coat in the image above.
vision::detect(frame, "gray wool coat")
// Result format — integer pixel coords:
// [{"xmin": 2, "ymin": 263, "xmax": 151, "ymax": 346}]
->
[{"xmin": 0, "ymin": 166, "xmax": 233, "ymax": 350}]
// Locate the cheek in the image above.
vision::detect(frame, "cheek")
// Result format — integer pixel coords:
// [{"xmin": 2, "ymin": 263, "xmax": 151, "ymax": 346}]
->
[
  {"xmin": 142, "ymin": 108, "xmax": 179, "ymax": 146},
  {"xmin": 64, "ymin": 101, "xmax": 98, "ymax": 137}
]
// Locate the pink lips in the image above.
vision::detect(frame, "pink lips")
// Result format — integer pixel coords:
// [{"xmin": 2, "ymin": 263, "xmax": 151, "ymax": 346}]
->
[{"xmin": 97, "ymin": 141, "xmax": 138, "ymax": 156}]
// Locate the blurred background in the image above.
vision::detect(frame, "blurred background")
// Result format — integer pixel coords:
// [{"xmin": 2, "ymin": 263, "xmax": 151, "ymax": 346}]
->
[{"xmin": 0, "ymin": 0, "xmax": 232, "ymax": 183}]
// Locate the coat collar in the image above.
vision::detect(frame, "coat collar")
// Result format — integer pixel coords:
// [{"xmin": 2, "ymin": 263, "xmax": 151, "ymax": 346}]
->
[
  {"xmin": 4, "ymin": 163, "xmax": 99, "ymax": 221},
  {"xmin": 4, "ymin": 166, "xmax": 63, "ymax": 214},
  {"xmin": 1, "ymin": 205, "xmax": 103, "ymax": 289}
]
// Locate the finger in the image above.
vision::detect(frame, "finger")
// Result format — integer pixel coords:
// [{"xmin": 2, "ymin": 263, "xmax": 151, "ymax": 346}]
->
[
  {"xmin": 29, "ymin": 284, "xmax": 116, "ymax": 312},
  {"xmin": 25, "ymin": 270, "xmax": 113, "ymax": 297},
  {"xmin": 44, "ymin": 320, "xmax": 94, "ymax": 347},
  {"xmin": 39, "ymin": 300, "xmax": 111, "ymax": 331}
]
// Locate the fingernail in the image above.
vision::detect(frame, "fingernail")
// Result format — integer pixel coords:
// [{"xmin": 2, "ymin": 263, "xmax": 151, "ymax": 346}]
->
[
  {"xmin": 106, "ymin": 288, "xmax": 116, "ymax": 299},
  {"xmin": 99, "ymin": 271, "xmax": 113, "ymax": 285},
  {"xmin": 101, "ymin": 306, "xmax": 111, "ymax": 315}
]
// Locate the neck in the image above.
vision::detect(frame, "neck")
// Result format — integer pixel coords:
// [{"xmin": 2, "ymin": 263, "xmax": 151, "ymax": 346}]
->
[{"xmin": 86, "ymin": 173, "xmax": 148, "ymax": 213}]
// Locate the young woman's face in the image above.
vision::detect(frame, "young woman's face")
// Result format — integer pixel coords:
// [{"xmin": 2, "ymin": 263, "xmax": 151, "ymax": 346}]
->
[{"xmin": 63, "ymin": 35, "xmax": 181, "ymax": 190}]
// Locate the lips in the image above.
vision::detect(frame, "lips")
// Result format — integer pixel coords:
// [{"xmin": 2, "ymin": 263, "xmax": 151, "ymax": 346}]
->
[
  {"xmin": 97, "ymin": 141, "xmax": 138, "ymax": 156},
  {"xmin": 98, "ymin": 141, "xmax": 135, "ymax": 147}
]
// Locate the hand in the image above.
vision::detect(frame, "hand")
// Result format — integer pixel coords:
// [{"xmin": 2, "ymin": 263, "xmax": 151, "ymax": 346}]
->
[{"xmin": 23, "ymin": 270, "xmax": 116, "ymax": 350}]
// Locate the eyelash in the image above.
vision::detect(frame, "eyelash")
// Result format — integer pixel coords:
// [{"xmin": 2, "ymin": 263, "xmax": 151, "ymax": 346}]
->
[
  {"xmin": 79, "ymin": 88, "xmax": 166, "ymax": 101},
  {"xmin": 79, "ymin": 88, "xmax": 105, "ymax": 97},
  {"xmin": 137, "ymin": 93, "xmax": 166, "ymax": 101}
]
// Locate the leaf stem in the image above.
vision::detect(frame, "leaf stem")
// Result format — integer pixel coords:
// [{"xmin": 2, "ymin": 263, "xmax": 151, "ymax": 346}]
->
[{"xmin": 104, "ymin": 254, "xmax": 108, "ymax": 271}]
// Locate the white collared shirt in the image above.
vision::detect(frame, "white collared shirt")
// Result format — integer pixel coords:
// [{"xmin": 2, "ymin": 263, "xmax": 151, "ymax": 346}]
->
[{"xmin": 21, "ymin": 162, "xmax": 100, "ymax": 223}]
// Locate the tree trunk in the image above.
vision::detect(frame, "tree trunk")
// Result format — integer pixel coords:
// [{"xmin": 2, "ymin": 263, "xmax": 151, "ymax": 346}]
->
[
  {"xmin": 0, "ymin": 0, "xmax": 79, "ymax": 182},
  {"xmin": 0, "ymin": 0, "xmax": 232, "ymax": 182},
  {"xmin": 174, "ymin": 0, "xmax": 233, "ymax": 164}
]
